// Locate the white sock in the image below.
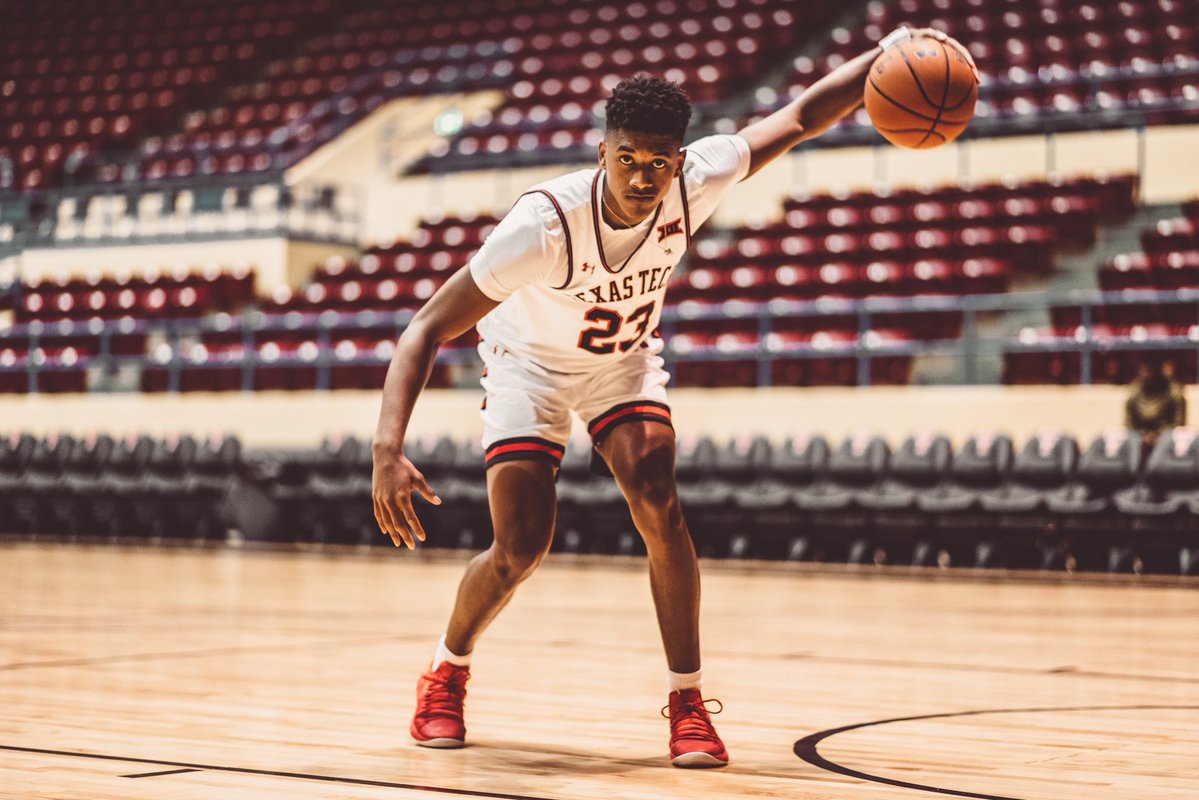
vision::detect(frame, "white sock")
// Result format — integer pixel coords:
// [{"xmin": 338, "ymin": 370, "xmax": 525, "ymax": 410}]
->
[
  {"xmin": 669, "ymin": 668, "xmax": 703, "ymax": 693},
  {"xmin": 432, "ymin": 634, "xmax": 471, "ymax": 670}
]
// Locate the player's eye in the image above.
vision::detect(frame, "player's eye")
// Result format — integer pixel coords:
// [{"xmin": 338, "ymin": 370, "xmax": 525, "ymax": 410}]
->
[
  {"xmin": 618, "ymin": 154, "xmax": 634, "ymax": 165},
  {"xmin": 652, "ymin": 159, "xmax": 668, "ymax": 169}
]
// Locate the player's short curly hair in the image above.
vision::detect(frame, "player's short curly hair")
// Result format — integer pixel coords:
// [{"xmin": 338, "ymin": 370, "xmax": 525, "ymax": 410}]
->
[{"xmin": 604, "ymin": 75, "xmax": 692, "ymax": 141}]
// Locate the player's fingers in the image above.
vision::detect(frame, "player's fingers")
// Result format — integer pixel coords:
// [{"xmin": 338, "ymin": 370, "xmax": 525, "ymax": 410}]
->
[
  {"xmin": 374, "ymin": 496, "xmax": 402, "ymax": 546},
  {"xmin": 400, "ymin": 504, "xmax": 428, "ymax": 544},
  {"xmin": 378, "ymin": 495, "xmax": 408, "ymax": 548},
  {"xmin": 944, "ymin": 36, "xmax": 978, "ymax": 70},
  {"xmin": 371, "ymin": 495, "xmax": 388, "ymax": 536},
  {"xmin": 393, "ymin": 493, "xmax": 424, "ymax": 544},
  {"xmin": 388, "ymin": 496, "xmax": 417, "ymax": 549},
  {"xmin": 415, "ymin": 474, "xmax": 442, "ymax": 506}
]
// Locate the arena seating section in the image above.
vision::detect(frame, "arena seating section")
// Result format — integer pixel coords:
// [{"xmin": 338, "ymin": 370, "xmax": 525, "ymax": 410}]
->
[
  {"xmin": 4, "ymin": 427, "xmax": 1197, "ymax": 575},
  {"xmin": 0, "ymin": 173, "xmax": 1155, "ymax": 392},
  {"xmin": 1100, "ymin": 197, "xmax": 1199, "ymax": 292},
  {"xmin": 5, "ymin": 0, "xmax": 1196, "ymax": 190},
  {"xmin": 668, "ymin": 173, "xmax": 1134, "ymax": 386},
  {"xmin": 1, "ymin": 265, "xmax": 255, "ymax": 393},
  {"xmin": 279, "ymin": 172, "xmax": 1137, "ymax": 389},
  {"xmin": 1003, "ymin": 196, "xmax": 1199, "ymax": 384},
  {"xmin": 1, "ymin": 432, "xmax": 242, "ymax": 540},
  {"xmin": 16, "ymin": 264, "xmax": 255, "ymax": 322},
  {"xmin": 0, "ymin": 0, "xmax": 838, "ymax": 188},
  {"xmin": 406, "ymin": 0, "xmax": 834, "ymax": 171},
  {"xmin": 750, "ymin": 0, "xmax": 1199, "ymax": 132},
  {"xmin": 0, "ymin": 0, "xmax": 342, "ymax": 189}
]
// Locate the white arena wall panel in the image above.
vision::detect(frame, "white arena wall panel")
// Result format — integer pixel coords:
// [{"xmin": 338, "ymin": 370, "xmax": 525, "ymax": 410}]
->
[{"xmin": 0, "ymin": 385, "xmax": 1161, "ymax": 449}]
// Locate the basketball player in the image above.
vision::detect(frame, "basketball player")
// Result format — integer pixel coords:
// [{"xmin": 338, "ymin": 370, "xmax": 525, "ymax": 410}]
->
[{"xmin": 373, "ymin": 26, "xmax": 946, "ymax": 767}]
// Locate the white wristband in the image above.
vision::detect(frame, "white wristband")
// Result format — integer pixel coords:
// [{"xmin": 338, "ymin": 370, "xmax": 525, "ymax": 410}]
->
[{"xmin": 878, "ymin": 26, "xmax": 912, "ymax": 50}]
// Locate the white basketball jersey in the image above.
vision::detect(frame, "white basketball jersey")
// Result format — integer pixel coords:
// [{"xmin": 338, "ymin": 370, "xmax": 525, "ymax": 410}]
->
[{"xmin": 470, "ymin": 134, "xmax": 750, "ymax": 376}]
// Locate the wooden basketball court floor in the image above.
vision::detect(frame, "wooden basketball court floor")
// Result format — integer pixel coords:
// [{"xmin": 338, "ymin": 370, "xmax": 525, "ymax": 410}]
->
[{"xmin": 2, "ymin": 542, "xmax": 1197, "ymax": 800}]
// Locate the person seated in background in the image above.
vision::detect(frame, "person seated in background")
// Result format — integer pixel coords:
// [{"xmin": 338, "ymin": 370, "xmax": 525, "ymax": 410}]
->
[{"xmin": 1125, "ymin": 357, "xmax": 1186, "ymax": 449}]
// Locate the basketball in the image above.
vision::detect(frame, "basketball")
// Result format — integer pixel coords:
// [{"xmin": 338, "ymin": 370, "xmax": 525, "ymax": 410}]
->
[{"xmin": 864, "ymin": 35, "xmax": 979, "ymax": 149}]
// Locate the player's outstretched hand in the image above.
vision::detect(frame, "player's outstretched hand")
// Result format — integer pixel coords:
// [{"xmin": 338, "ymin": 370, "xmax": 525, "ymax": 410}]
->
[
  {"xmin": 372, "ymin": 446, "xmax": 442, "ymax": 549},
  {"xmin": 907, "ymin": 26, "xmax": 977, "ymax": 72},
  {"xmin": 909, "ymin": 27, "xmax": 948, "ymax": 43}
]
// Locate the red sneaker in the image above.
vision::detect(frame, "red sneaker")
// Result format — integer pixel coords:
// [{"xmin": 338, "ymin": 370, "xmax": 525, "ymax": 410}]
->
[
  {"xmin": 663, "ymin": 688, "xmax": 729, "ymax": 768},
  {"xmin": 410, "ymin": 661, "xmax": 469, "ymax": 748}
]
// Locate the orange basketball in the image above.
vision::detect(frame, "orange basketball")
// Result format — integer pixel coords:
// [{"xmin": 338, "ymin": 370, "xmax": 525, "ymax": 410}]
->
[{"xmin": 864, "ymin": 36, "xmax": 979, "ymax": 149}]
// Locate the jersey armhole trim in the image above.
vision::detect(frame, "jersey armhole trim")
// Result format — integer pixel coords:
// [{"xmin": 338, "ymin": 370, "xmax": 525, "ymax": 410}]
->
[
  {"xmin": 518, "ymin": 189, "xmax": 574, "ymax": 290},
  {"xmin": 677, "ymin": 172, "xmax": 692, "ymax": 248}
]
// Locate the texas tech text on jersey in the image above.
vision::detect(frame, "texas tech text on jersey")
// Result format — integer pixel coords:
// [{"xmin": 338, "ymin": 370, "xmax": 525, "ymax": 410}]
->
[{"xmin": 571, "ymin": 265, "xmax": 675, "ymax": 304}]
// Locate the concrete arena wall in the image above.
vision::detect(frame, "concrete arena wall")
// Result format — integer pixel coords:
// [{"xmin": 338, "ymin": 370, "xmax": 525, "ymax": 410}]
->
[
  {"xmin": 0, "ymin": 385, "xmax": 1171, "ymax": 449},
  {"xmin": 15, "ymin": 237, "xmax": 359, "ymax": 294}
]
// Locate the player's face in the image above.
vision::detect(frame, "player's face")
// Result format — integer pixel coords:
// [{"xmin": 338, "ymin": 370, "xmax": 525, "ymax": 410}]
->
[{"xmin": 599, "ymin": 129, "xmax": 684, "ymax": 226}]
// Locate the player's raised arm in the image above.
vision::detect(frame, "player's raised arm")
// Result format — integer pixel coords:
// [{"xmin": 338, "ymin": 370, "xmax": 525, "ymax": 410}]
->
[
  {"xmin": 737, "ymin": 26, "xmax": 948, "ymax": 178},
  {"xmin": 372, "ymin": 267, "xmax": 498, "ymax": 549}
]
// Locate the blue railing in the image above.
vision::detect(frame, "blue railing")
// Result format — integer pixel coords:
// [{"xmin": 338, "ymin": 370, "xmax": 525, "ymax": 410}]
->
[
  {"xmin": 660, "ymin": 288, "xmax": 1199, "ymax": 385},
  {"xmin": 3, "ymin": 287, "xmax": 1198, "ymax": 392},
  {"xmin": 0, "ymin": 173, "xmax": 363, "ymax": 251}
]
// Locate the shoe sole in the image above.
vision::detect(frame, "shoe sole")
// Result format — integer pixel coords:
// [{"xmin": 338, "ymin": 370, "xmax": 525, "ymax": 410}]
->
[
  {"xmin": 671, "ymin": 752, "xmax": 729, "ymax": 768},
  {"xmin": 414, "ymin": 736, "xmax": 466, "ymax": 749}
]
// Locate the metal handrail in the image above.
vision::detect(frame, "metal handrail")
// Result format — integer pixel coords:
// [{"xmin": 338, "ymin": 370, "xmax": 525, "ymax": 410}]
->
[
  {"xmin": 4, "ymin": 286, "xmax": 1199, "ymax": 390},
  {"xmin": 5, "ymin": 285, "xmax": 1197, "ymax": 340}
]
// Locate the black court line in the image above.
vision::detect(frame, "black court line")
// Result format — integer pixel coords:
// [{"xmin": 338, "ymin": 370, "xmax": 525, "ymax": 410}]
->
[
  {"xmin": 1, "ymin": 745, "xmax": 562, "ymax": 800},
  {"xmin": 122, "ymin": 768, "xmax": 202, "ymax": 778},
  {"xmin": 794, "ymin": 703, "xmax": 1199, "ymax": 800}
]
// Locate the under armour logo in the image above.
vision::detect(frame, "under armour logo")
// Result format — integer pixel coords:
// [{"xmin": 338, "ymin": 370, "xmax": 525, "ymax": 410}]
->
[
  {"xmin": 581, "ymin": 261, "xmax": 596, "ymax": 274},
  {"xmin": 657, "ymin": 218, "xmax": 683, "ymax": 243}
]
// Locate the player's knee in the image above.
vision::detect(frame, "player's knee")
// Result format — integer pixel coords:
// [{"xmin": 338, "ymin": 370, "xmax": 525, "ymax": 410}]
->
[
  {"xmin": 621, "ymin": 441, "xmax": 680, "ymax": 512},
  {"xmin": 491, "ymin": 536, "xmax": 551, "ymax": 584}
]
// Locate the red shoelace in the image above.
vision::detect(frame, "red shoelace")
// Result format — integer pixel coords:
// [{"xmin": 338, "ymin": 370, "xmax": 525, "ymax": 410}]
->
[
  {"xmin": 418, "ymin": 669, "xmax": 467, "ymax": 720},
  {"xmin": 662, "ymin": 696, "xmax": 724, "ymax": 739}
]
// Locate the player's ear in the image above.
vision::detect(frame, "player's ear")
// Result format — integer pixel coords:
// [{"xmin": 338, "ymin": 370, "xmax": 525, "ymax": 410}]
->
[
  {"xmin": 673, "ymin": 150, "xmax": 685, "ymax": 177},
  {"xmin": 597, "ymin": 139, "xmax": 607, "ymax": 166}
]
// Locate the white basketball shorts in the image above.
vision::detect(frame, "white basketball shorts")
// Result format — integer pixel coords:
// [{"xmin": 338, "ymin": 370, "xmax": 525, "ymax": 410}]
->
[{"xmin": 478, "ymin": 337, "xmax": 672, "ymax": 469}]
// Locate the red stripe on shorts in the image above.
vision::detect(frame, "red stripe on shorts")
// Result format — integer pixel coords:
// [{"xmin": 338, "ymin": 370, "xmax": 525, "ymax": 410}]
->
[
  {"xmin": 589, "ymin": 404, "xmax": 672, "ymax": 440},
  {"xmin": 484, "ymin": 441, "xmax": 565, "ymax": 461}
]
